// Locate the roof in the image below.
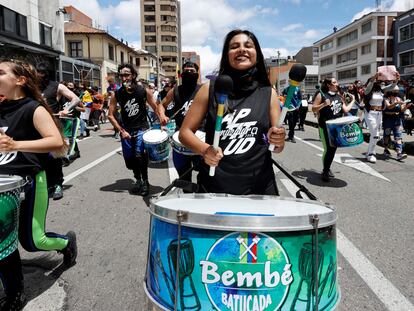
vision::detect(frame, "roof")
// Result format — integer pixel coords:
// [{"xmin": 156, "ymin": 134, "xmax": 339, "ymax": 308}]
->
[{"xmin": 64, "ymin": 21, "xmax": 106, "ymax": 34}]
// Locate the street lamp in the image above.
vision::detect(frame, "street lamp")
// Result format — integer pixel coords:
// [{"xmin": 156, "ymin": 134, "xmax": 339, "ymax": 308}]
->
[{"xmin": 277, "ymin": 50, "xmax": 281, "ymax": 94}]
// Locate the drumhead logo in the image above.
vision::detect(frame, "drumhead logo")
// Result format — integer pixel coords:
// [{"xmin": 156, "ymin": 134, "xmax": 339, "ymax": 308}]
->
[
  {"xmin": 339, "ymin": 123, "xmax": 362, "ymax": 144},
  {"xmin": 200, "ymin": 232, "xmax": 293, "ymax": 311}
]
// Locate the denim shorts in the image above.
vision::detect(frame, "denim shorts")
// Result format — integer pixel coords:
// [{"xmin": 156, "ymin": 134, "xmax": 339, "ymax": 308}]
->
[
  {"xmin": 121, "ymin": 129, "xmax": 146, "ymax": 158},
  {"xmin": 383, "ymin": 117, "xmax": 403, "ymax": 139}
]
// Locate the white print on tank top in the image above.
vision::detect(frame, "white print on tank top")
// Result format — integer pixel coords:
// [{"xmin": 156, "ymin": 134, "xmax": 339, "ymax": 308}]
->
[
  {"xmin": 0, "ymin": 127, "xmax": 17, "ymax": 166},
  {"xmin": 330, "ymin": 99, "xmax": 342, "ymax": 115},
  {"xmin": 180, "ymin": 99, "xmax": 194, "ymax": 117},
  {"xmin": 220, "ymin": 108, "xmax": 258, "ymax": 156},
  {"xmin": 124, "ymin": 98, "xmax": 140, "ymax": 117}
]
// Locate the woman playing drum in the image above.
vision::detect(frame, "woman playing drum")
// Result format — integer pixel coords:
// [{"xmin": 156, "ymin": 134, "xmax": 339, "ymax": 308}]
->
[
  {"xmin": 0, "ymin": 59, "xmax": 77, "ymax": 310},
  {"xmin": 312, "ymin": 78, "xmax": 354, "ymax": 182},
  {"xmin": 179, "ymin": 29, "xmax": 286, "ymax": 195}
]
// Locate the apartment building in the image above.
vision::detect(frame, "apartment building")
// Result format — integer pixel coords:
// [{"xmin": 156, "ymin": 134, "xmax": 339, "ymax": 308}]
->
[
  {"xmin": 0, "ymin": 0, "xmax": 65, "ymax": 78},
  {"xmin": 313, "ymin": 11, "xmax": 400, "ymax": 85},
  {"xmin": 140, "ymin": 0, "xmax": 181, "ymax": 84},
  {"xmin": 394, "ymin": 8, "xmax": 414, "ymax": 82}
]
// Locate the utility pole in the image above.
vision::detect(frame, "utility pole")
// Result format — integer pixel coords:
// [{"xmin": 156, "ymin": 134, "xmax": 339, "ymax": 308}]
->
[{"xmin": 277, "ymin": 50, "xmax": 281, "ymax": 94}]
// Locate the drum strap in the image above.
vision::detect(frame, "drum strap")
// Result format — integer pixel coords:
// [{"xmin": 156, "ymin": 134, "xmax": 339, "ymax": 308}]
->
[{"xmin": 271, "ymin": 159, "xmax": 318, "ymax": 200}]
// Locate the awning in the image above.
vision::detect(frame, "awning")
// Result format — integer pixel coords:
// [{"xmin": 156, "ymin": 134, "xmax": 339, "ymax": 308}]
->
[{"xmin": 0, "ymin": 35, "xmax": 61, "ymax": 57}]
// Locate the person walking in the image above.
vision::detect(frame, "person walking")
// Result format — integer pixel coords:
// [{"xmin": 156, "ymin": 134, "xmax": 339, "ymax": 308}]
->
[{"xmin": 107, "ymin": 64, "xmax": 159, "ymax": 196}]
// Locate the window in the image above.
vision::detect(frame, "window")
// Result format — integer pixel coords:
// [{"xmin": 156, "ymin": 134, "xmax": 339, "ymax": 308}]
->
[
  {"xmin": 120, "ymin": 51, "xmax": 124, "ymax": 64},
  {"xmin": 337, "ymin": 68, "xmax": 357, "ymax": 80},
  {"xmin": 337, "ymin": 29, "xmax": 358, "ymax": 47},
  {"xmin": 361, "ymin": 20, "xmax": 372, "ymax": 34},
  {"xmin": 69, "ymin": 41, "xmax": 83, "ymax": 57},
  {"xmin": 144, "ymin": 15, "xmax": 155, "ymax": 22},
  {"xmin": 162, "ymin": 56, "xmax": 177, "ymax": 63},
  {"xmin": 161, "ymin": 15, "xmax": 176, "ymax": 22},
  {"xmin": 399, "ymin": 23, "xmax": 414, "ymax": 42},
  {"xmin": 0, "ymin": 6, "xmax": 28, "ymax": 39},
  {"xmin": 144, "ymin": 5, "xmax": 155, "ymax": 12},
  {"xmin": 361, "ymin": 64, "xmax": 371, "ymax": 75},
  {"xmin": 39, "ymin": 23, "xmax": 52, "ymax": 47},
  {"xmin": 320, "ymin": 57, "xmax": 333, "ymax": 67},
  {"xmin": 161, "ymin": 25, "xmax": 177, "ymax": 32},
  {"xmin": 361, "ymin": 43, "xmax": 371, "ymax": 55},
  {"xmin": 145, "ymin": 25, "xmax": 156, "ymax": 32},
  {"xmin": 400, "ymin": 50, "xmax": 414, "ymax": 67},
  {"xmin": 108, "ymin": 44, "xmax": 114, "ymax": 60},
  {"xmin": 129, "ymin": 56, "xmax": 133, "ymax": 64},
  {"xmin": 160, "ymin": 5, "xmax": 174, "ymax": 11},
  {"xmin": 161, "ymin": 35, "xmax": 176, "ymax": 42},
  {"xmin": 161, "ymin": 45, "xmax": 177, "ymax": 52},
  {"xmin": 145, "ymin": 46, "xmax": 156, "ymax": 53},
  {"xmin": 321, "ymin": 41, "xmax": 333, "ymax": 52},
  {"xmin": 337, "ymin": 49, "xmax": 357, "ymax": 64},
  {"xmin": 136, "ymin": 58, "xmax": 140, "ymax": 66},
  {"xmin": 145, "ymin": 36, "xmax": 156, "ymax": 43},
  {"xmin": 3, "ymin": 7, "xmax": 16, "ymax": 33}
]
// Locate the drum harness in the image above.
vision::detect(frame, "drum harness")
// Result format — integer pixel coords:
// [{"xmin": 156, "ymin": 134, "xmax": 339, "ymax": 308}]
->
[{"xmin": 155, "ymin": 158, "xmax": 327, "ymax": 310}]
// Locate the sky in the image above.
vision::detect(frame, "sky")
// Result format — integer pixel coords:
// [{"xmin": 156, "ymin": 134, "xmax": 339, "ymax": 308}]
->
[{"xmin": 62, "ymin": 0, "xmax": 414, "ymax": 78}]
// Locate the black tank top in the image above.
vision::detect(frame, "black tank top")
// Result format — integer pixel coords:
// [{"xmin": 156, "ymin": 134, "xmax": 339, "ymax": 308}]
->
[
  {"xmin": 318, "ymin": 91, "xmax": 344, "ymax": 127},
  {"xmin": 0, "ymin": 98, "xmax": 47, "ymax": 176},
  {"xmin": 170, "ymin": 84, "xmax": 201, "ymax": 128},
  {"xmin": 198, "ymin": 82, "xmax": 274, "ymax": 195},
  {"xmin": 42, "ymin": 81, "xmax": 60, "ymax": 113},
  {"xmin": 115, "ymin": 85, "xmax": 149, "ymax": 131}
]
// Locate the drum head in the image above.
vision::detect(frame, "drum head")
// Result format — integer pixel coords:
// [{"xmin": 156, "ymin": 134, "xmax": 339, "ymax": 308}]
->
[
  {"xmin": 326, "ymin": 116, "xmax": 359, "ymax": 125},
  {"xmin": 150, "ymin": 193, "xmax": 336, "ymax": 232},
  {"xmin": 143, "ymin": 129, "xmax": 168, "ymax": 143},
  {"xmin": 173, "ymin": 130, "xmax": 205, "ymax": 144},
  {"xmin": 0, "ymin": 175, "xmax": 24, "ymax": 193}
]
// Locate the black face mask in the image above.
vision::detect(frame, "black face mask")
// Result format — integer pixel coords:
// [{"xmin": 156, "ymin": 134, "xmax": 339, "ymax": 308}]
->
[{"xmin": 181, "ymin": 71, "xmax": 198, "ymax": 87}]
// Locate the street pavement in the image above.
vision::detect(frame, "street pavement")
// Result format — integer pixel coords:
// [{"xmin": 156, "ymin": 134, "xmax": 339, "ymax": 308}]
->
[{"xmin": 1, "ymin": 120, "xmax": 413, "ymax": 311}]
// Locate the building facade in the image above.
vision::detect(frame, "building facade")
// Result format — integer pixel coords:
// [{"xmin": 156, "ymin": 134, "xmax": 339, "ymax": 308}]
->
[
  {"xmin": 0, "ymin": 0, "xmax": 65, "ymax": 78},
  {"xmin": 313, "ymin": 11, "xmax": 400, "ymax": 85},
  {"xmin": 394, "ymin": 8, "xmax": 414, "ymax": 82},
  {"xmin": 140, "ymin": 0, "xmax": 181, "ymax": 84}
]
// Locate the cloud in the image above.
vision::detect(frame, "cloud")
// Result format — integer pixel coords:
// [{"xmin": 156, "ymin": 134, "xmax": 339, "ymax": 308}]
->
[
  {"xmin": 253, "ymin": 5, "xmax": 279, "ymax": 15},
  {"xmin": 62, "ymin": 0, "xmax": 140, "ymax": 40},
  {"xmin": 352, "ymin": 0, "xmax": 414, "ymax": 21},
  {"xmin": 304, "ymin": 29, "xmax": 323, "ymax": 39},
  {"xmin": 262, "ymin": 48, "xmax": 292, "ymax": 58},
  {"xmin": 182, "ymin": 45, "xmax": 221, "ymax": 81},
  {"xmin": 282, "ymin": 23, "xmax": 302, "ymax": 32}
]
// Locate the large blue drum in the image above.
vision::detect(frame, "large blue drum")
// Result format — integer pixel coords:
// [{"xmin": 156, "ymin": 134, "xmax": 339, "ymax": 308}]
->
[
  {"xmin": 0, "ymin": 175, "xmax": 24, "ymax": 260},
  {"xmin": 145, "ymin": 194, "xmax": 340, "ymax": 311}
]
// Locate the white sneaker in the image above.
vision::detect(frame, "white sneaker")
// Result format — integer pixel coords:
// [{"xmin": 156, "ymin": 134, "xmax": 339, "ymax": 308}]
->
[
  {"xmin": 396, "ymin": 153, "xmax": 407, "ymax": 161},
  {"xmin": 367, "ymin": 154, "xmax": 376, "ymax": 163}
]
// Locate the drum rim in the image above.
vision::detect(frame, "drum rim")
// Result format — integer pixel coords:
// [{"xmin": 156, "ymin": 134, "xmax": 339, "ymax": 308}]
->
[
  {"xmin": 0, "ymin": 175, "xmax": 24, "ymax": 193},
  {"xmin": 326, "ymin": 116, "xmax": 359, "ymax": 125},
  {"xmin": 149, "ymin": 193, "xmax": 337, "ymax": 232}
]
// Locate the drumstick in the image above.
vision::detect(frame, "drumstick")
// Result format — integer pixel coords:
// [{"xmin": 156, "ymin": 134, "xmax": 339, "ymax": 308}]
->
[
  {"xmin": 269, "ymin": 63, "xmax": 307, "ymax": 151},
  {"xmin": 209, "ymin": 75, "xmax": 233, "ymax": 176}
]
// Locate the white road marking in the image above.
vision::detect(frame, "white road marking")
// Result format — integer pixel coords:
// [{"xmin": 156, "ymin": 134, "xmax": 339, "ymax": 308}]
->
[
  {"xmin": 295, "ymin": 136, "xmax": 390, "ymax": 182},
  {"xmin": 282, "ymin": 176, "xmax": 413, "ymax": 311},
  {"xmin": 280, "ymin": 178, "xmax": 309, "ymax": 199},
  {"xmin": 63, "ymin": 147, "xmax": 122, "ymax": 185}
]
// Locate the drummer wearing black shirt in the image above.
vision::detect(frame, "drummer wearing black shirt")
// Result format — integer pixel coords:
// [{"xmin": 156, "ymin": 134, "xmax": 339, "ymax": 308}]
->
[
  {"xmin": 312, "ymin": 78, "xmax": 353, "ymax": 182},
  {"xmin": 108, "ymin": 64, "xmax": 159, "ymax": 196}
]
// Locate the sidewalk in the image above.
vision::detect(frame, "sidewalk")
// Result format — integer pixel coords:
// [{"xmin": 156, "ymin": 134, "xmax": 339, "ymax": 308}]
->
[{"xmin": 303, "ymin": 110, "xmax": 414, "ymax": 155}]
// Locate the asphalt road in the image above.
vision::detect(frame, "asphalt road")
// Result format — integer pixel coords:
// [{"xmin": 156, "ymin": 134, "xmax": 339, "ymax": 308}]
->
[{"xmin": 5, "ymin": 122, "xmax": 413, "ymax": 311}]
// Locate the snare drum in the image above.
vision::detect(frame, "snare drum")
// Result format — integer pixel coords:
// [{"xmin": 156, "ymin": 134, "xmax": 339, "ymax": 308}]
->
[
  {"xmin": 143, "ymin": 129, "xmax": 171, "ymax": 163},
  {"xmin": 172, "ymin": 130, "xmax": 205, "ymax": 156},
  {"xmin": 326, "ymin": 116, "xmax": 363, "ymax": 147},
  {"xmin": 60, "ymin": 117, "xmax": 80, "ymax": 157},
  {"xmin": 145, "ymin": 194, "xmax": 340, "ymax": 311},
  {"xmin": 0, "ymin": 175, "xmax": 24, "ymax": 260}
]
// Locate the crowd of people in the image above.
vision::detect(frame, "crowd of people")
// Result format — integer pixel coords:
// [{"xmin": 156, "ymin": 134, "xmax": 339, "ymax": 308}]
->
[{"xmin": 0, "ymin": 27, "xmax": 413, "ymax": 310}]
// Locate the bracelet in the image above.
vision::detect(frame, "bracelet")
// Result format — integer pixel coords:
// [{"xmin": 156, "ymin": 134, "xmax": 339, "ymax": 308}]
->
[{"xmin": 202, "ymin": 145, "xmax": 213, "ymax": 157}]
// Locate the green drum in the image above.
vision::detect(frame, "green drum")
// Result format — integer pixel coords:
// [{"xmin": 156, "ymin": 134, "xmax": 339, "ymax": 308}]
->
[
  {"xmin": 145, "ymin": 194, "xmax": 340, "ymax": 311},
  {"xmin": 0, "ymin": 175, "xmax": 24, "ymax": 260}
]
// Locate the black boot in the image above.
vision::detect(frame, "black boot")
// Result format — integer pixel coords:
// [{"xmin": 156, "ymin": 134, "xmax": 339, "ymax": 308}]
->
[
  {"xmin": 59, "ymin": 231, "xmax": 78, "ymax": 267},
  {"xmin": 0, "ymin": 290, "xmax": 27, "ymax": 311},
  {"xmin": 140, "ymin": 180, "xmax": 149, "ymax": 196}
]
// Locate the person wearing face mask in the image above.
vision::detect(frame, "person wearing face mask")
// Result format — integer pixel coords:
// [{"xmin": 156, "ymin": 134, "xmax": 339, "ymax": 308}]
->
[
  {"xmin": 312, "ymin": 78, "xmax": 354, "ymax": 182},
  {"xmin": 158, "ymin": 62, "xmax": 201, "ymax": 182},
  {"xmin": 179, "ymin": 29, "xmax": 286, "ymax": 195},
  {"xmin": 363, "ymin": 72, "xmax": 399, "ymax": 163},
  {"xmin": 36, "ymin": 64, "xmax": 80, "ymax": 200},
  {"xmin": 383, "ymin": 86, "xmax": 411, "ymax": 160},
  {"xmin": 108, "ymin": 64, "xmax": 159, "ymax": 196}
]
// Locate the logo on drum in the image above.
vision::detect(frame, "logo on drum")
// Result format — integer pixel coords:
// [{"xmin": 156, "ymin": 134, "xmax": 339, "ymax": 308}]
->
[
  {"xmin": 339, "ymin": 123, "xmax": 361, "ymax": 144},
  {"xmin": 200, "ymin": 232, "xmax": 293, "ymax": 311}
]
